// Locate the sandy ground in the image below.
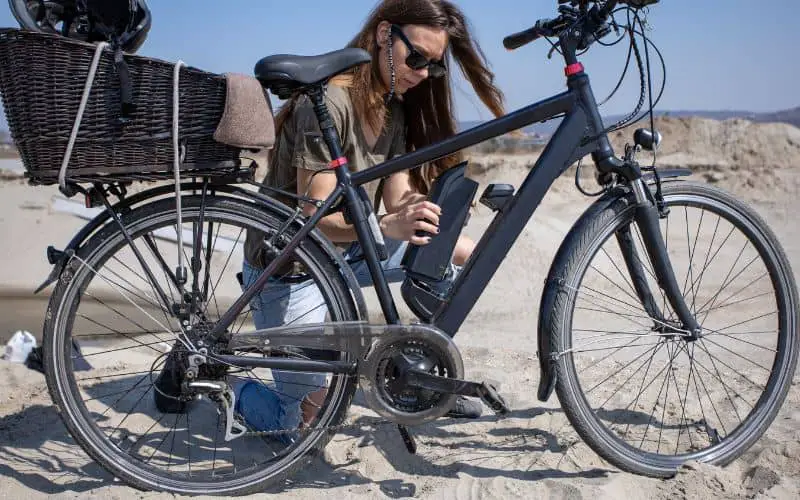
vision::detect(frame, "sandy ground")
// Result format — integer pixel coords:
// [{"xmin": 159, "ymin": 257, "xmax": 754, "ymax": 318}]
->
[{"xmin": 0, "ymin": 124, "xmax": 798, "ymax": 500}]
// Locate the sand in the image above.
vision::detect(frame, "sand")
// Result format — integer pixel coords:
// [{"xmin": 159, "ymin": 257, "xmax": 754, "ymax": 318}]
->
[{"xmin": 0, "ymin": 115, "xmax": 798, "ymax": 499}]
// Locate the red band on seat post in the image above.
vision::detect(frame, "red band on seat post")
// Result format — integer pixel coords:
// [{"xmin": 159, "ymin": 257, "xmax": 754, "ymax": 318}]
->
[
  {"xmin": 565, "ymin": 62, "xmax": 584, "ymax": 76},
  {"xmin": 328, "ymin": 157, "xmax": 349, "ymax": 169}
]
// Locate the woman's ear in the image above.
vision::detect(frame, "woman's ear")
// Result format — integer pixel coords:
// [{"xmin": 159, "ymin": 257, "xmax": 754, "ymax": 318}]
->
[{"xmin": 375, "ymin": 20, "xmax": 391, "ymax": 48}]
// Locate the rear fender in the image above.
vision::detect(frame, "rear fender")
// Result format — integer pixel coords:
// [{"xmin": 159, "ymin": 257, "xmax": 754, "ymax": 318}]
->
[{"xmin": 35, "ymin": 184, "xmax": 369, "ymax": 321}]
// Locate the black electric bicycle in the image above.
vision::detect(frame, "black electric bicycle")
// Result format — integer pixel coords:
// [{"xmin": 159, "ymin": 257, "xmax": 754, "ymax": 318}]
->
[{"xmin": 29, "ymin": 0, "xmax": 798, "ymax": 495}]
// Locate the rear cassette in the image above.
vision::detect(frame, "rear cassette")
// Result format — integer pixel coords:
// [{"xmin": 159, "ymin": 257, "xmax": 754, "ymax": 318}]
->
[{"xmin": 359, "ymin": 324, "xmax": 463, "ymax": 426}]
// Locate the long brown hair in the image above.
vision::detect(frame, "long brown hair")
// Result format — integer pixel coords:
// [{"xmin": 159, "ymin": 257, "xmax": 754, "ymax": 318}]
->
[{"xmin": 271, "ymin": 0, "xmax": 506, "ymax": 194}]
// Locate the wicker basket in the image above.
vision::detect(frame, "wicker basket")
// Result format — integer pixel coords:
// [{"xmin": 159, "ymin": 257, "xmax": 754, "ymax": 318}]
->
[{"xmin": 0, "ymin": 28, "xmax": 245, "ymax": 185}]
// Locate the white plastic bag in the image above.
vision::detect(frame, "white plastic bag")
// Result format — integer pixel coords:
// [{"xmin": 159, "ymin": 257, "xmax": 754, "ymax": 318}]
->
[{"xmin": 3, "ymin": 330, "xmax": 37, "ymax": 364}]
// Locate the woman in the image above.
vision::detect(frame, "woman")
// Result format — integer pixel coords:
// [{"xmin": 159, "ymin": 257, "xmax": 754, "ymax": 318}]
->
[{"xmin": 237, "ymin": 0, "xmax": 506, "ymax": 434}]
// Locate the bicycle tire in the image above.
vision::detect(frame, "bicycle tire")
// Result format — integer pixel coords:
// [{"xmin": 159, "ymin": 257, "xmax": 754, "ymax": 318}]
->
[
  {"xmin": 545, "ymin": 180, "xmax": 798, "ymax": 477},
  {"xmin": 43, "ymin": 195, "xmax": 362, "ymax": 495}
]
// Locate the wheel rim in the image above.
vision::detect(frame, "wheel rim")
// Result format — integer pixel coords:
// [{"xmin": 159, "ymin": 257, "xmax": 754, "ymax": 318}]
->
[
  {"xmin": 46, "ymin": 198, "xmax": 357, "ymax": 493},
  {"xmin": 559, "ymin": 185, "xmax": 797, "ymax": 470}
]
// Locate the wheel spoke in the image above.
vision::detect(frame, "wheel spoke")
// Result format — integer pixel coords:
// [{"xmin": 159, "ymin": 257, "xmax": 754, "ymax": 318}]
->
[
  {"xmin": 562, "ymin": 185, "xmax": 794, "ymax": 464},
  {"xmin": 46, "ymin": 196, "xmax": 362, "ymax": 490}
]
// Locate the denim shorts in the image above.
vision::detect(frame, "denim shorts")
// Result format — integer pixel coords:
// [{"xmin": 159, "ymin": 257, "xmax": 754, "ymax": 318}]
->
[{"xmin": 236, "ymin": 237, "xmax": 461, "ymax": 432}]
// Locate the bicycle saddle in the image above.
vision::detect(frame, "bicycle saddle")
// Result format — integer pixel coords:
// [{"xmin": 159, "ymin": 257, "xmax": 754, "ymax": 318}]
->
[{"xmin": 255, "ymin": 48, "xmax": 371, "ymax": 87}]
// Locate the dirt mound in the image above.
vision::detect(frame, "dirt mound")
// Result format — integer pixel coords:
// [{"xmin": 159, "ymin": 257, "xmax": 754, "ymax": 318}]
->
[
  {"xmin": 609, "ymin": 115, "xmax": 800, "ymax": 170},
  {"xmin": 609, "ymin": 116, "xmax": 800, "ymax": 197},
  {"xmin": 466, "ymin": 115, "xmax": 800, "ymax": 201}
]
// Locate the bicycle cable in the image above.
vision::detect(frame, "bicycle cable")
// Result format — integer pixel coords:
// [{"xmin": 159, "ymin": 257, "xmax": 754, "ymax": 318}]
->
[
  {"xmin": 573, "ymin": 2, "xmax": 667, "ymax": 197},
  {"xmin": 536, "ymin": 3, "xmax": 667, "ymax": 131}
]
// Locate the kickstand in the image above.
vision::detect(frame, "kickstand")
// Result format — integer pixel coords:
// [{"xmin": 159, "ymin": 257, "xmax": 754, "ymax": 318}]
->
[{"xmin": 397, "ymin": 425, "xmax": 417, "ymax": 454}]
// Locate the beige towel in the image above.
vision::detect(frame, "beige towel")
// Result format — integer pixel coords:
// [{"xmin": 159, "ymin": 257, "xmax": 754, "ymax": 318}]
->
[{"xmin": 214, "ymin": 72, "xmax": 275, "ymax": 150}]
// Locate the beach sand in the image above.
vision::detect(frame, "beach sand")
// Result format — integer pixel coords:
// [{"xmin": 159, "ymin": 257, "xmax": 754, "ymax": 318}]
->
[{"xmin": 0, "ymin": 116, "xmax": 798, "ymax": 499}]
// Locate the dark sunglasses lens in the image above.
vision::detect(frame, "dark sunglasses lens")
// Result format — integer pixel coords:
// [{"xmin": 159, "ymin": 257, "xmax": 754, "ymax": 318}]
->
[
  {"xmin": 405, "ymin": 53, "xmax": 429, "ymax": 70},
  {"xmin": 406, "ymin": 54, "xmax": 446, "ymax": 77}
]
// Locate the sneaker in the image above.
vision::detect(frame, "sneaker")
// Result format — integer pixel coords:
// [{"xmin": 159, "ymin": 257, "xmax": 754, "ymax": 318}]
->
[{"xmin": 445, "ymin": 396, "xmax": 483, "ymax": 419}]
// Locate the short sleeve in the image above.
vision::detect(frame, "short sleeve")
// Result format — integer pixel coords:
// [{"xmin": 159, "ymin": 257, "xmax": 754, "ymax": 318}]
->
[{"xmin": 291, "ymin": 91, "xmax": 351, "ymax": 172}]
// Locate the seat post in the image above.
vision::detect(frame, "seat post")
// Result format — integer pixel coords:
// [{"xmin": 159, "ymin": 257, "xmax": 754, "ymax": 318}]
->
[{"xmin": 306, "ymin": 85, "xmax": 350, "ymax": 181}]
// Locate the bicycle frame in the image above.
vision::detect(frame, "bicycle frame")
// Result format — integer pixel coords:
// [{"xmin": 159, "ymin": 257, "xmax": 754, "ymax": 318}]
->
[
  {"xmin": 214, "ymin": 71, "xmax": 663, "ymax": 337},
  {"xmin": 199, "ymin": 20, "xmax": 700, "ymax": 376}
]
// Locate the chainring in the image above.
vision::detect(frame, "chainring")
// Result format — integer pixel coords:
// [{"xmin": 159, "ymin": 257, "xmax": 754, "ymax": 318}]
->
[{"xmin": 359, "ymin": 323, "xmax": 464, "ymax": 426}]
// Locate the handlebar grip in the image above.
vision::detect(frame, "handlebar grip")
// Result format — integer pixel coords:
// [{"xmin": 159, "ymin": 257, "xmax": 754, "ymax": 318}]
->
[{"xmin": 503, "ymin": 26, "xmax": 542, "ymax": 51}]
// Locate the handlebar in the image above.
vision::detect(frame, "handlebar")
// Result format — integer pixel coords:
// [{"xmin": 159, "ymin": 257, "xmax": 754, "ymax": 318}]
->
[
  {"xmin": 503, "ymin": 0, "xmax": 654, "ymax": 52},
  {"xmin": 502, "ymin": 17, "xmax": 566, "ymax": 51}
]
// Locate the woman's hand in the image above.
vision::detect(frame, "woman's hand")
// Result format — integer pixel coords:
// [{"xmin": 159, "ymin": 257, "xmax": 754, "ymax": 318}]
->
[{"xmin": 380, "ymin": 199, "xmax": 442, "ymax": 245}]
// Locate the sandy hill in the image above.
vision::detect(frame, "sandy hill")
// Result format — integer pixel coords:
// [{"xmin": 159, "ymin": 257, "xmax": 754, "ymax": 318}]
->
[
  {"xmin": 609, "ymin": 115, "xmax": 800, "ymax": 169},
  {"xmin": 467, "ymin": 115, "xmax": 800, "ymax": 202}
]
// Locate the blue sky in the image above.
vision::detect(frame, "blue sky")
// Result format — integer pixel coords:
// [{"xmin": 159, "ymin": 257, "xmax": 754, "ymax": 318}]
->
[{"xmin": 1, "ymin": 0, "xmax": 799, "ymax": 129}]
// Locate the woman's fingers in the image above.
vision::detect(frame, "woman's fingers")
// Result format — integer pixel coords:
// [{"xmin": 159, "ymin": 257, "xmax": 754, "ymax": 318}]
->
[
  {"xmin": 421, "ymin": 200, "xmax": 442, "ymax": 215},
  {"xmin": 410, "ymin": 234, "xmax": 432, "ymax": 245},
  {"xmin": 413, "ymin": 220, "xmax": 440, "ymax": 235},
  {"xmin": 413, "ymin": 206, "xmax": 440, "ymax": 226}
]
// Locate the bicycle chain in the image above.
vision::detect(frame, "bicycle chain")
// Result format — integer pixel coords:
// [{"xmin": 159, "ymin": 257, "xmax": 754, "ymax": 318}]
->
[
  {"xmin": 235, "ymin": 373, "xmax": 465, "ymax": 439},
  {"xmin": 239, "ymin": 416, "xmax": 397, "ymax": 439}
]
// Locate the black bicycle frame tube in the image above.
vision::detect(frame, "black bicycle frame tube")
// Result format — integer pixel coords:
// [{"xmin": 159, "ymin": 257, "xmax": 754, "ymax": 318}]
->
[
  {"xmin": 209, "ymin": 89, "xmax": 576, "ymax": 339},
  {"xmin": 209, "ymin": 183, "xmax": 345, "ymax": 338},
  {"xmin": 351, "ymin": 91, "xmax": 575, "ymax": 186},
  {"xmin": 215, "ymin": 354, "xmax": 357, "ymax": 374},
  {"xmin": 434, "ymin": 105, "xmax": 588, "ymax": 334}
]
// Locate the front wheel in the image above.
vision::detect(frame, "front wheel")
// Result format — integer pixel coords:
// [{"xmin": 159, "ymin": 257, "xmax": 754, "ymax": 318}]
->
[{"xmin": 547, "ymin": 180, "xmax": 798, "ymax": 477}]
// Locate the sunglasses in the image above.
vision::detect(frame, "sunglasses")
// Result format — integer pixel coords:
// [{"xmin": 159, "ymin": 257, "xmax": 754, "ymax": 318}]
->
[{"xmin": 390, "ymin": 24, "xmax": 447, "ymax": 78}]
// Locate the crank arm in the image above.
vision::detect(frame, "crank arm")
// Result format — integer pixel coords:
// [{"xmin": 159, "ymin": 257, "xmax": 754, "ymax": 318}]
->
[{"xmin": 404, "ymin": 369, "xmax": 510, "ymax": 415}]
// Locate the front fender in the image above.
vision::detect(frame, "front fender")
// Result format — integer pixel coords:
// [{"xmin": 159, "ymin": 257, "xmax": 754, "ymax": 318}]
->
[{"xmin": 536, "ymin": 167, "xmax": 691, "ymax": 402}]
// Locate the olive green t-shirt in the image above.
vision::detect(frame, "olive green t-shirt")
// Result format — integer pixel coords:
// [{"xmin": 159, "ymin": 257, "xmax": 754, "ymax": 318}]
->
[{"xmin": 243, "ymin": 84, "xmax": 406, "ymax": 270}]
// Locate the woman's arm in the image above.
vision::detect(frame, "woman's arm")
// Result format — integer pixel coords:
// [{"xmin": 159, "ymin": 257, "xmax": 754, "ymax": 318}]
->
[
  {"xmin": 297, "ymin": 169, "xmax": 360, "ymax": 242},
  {"xmin": 381, "ymin": 170, "xmax": 425, "ymax": 214},
  {"xmin": 298, "ymin": 163, "xmax": 441, "ymax": 246}
]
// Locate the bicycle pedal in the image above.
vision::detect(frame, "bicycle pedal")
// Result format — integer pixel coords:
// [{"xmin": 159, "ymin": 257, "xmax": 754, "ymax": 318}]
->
[{"xmin": 477, "ymin": 382, "xmax": 510, "ymax": 416}]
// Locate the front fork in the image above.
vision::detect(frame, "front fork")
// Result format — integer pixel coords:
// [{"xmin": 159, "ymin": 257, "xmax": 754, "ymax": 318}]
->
[{"xmin": 624, "ymin": 177, "xmax": 702, "ymax": 340}]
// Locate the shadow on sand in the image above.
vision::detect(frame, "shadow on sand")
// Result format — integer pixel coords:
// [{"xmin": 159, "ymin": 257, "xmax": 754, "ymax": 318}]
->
[{"xmin": 0, "ymin": 373, "xmax": 629, "ymax": 496}]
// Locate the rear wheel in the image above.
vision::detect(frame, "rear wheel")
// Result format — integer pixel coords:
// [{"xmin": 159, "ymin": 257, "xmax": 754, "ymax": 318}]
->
[
  {"xmin": 43, "ymin": 195, "xmax": 361, "ymax": 495},
  {"xmin": 548, "ymin": 181, "xmax": 798, "ymax": 477}
]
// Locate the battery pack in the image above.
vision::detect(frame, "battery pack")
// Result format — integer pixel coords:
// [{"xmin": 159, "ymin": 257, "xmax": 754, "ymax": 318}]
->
[{"xmin": 401, "ymin": 161, "xmax": 477, "ymax": 282}]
